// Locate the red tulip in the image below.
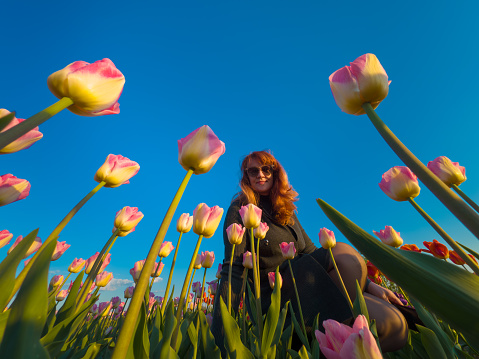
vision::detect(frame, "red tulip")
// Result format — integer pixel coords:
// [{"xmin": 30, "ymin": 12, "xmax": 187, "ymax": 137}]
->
[
  {"xmin": 423, "ymin": 240, "xmax": 449, "ymax": 260},
  {"xmin": 400, "ymin": 244, "xmax": 422, "ymax": 253}
]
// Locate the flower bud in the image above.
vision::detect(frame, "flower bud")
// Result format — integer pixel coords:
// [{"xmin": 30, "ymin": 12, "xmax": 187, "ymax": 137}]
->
[
  {"xmin": 8, "ymin": 235, "xmax": 42, "ymax": 258},
  {"xmin": 51, "ymin": 241, "xmax": 71, "ymax": 261},
  {"xmin": 192, "ymin": 203, "xmax": 224, "ymax": 238},
  {"xmin": 0, "ymin": 109, "xmax": 43, "ymax": 154},
  {"xmin": 124, "ymin": 286, "xmax": 135, "ymax": 298},
  {"xmin": 68, "ymin": 258, "xmax": 86, "ymax": 273},
  {"xmin": 158, "ymin": 241, "xmax": 174, "ymax": 258},
  {"xmin": 177, "ymin": 213, "xmax": 193, "ymax": 233},
  {"xmin": 96, "ymin": 271, "xmax": 113, "ymax": 287},
  {"xmin": 373, "ymin": 226, "xmax": 403, "ymax": 248},
  {"xmin": 279, "ymin": 242, "xmax": 296, "ymax": 260},
  {"xmin": 318, "ymin": 228, "xmax": 336, "ymax": 249},
  {"xmin": 427, "ymin": 156, "xmax": 466, "ymax": 187},
  {"xmin": 239, "ymin": 204, "xmax": 262, "ymax": 229},
  {"xmin": 114, "ymin": 206, "xmax": 144, "ymax": 232},
  {"xmin": 0, "ymin": 230, "xmax": 13, "ymax": 249},
  {"xmin": 0, "ymin": 174, "xmax": 30, "ymax": 207},
  {"xmin": 94, "ymin": 154, "xmax": 140, "ymax": 188},
  {"xmin": 201, "ymin": 251, "xmax": 215, "ymax": 268},
  {"xmin": 242, "ymin": 251, "xmax": 253, "ymax": 269},
  {"xmin": 423, "ymin": 240, "xmax": 449, "ymax": 260},
  {"xmin": 253, "ymin": 222, "xmax": 269, "ymax": 240},
  {"xmin": 226, "ymin": 223, "xmax": 245, "ymax": 245},
  {"xmin": 268, "ymin": 271, "xmax": 282, "ymax": 289},
  {"xmin": 379, "ymin": 166, "xmax": 420, "ymax": 201}
]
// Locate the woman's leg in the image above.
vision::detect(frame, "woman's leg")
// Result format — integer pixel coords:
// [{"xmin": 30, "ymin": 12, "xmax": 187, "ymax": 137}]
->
[{"xmin": 363, "ymin": 293, "xmax": 408, "ymax": 352}]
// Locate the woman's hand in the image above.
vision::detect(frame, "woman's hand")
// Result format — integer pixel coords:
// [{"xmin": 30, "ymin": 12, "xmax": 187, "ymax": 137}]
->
[{"xmin": 367, "ymin": 282, "xmax": 404, "ymax": 306}]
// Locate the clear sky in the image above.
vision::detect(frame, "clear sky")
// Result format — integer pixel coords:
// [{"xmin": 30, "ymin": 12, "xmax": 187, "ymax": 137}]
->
[{"xmin": 2, "ymin": 1, "xmax": 479, "ymax": 302}]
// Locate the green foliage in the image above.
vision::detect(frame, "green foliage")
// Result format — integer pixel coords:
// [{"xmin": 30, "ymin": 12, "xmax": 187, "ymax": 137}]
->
[{"xmin": 352, "ymin": 280, "xmax": 369, "ymax": 322}]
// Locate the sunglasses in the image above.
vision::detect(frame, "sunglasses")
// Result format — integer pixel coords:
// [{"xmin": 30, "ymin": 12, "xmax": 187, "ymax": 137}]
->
[{"xmin": 245, "ymin": 165, "xmax": 274, "ymax": 177}]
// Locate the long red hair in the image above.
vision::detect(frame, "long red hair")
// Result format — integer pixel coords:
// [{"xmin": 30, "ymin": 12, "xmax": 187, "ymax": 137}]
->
[{"xmin": 235, "ymin": 150, "xmax": 298, "ymax": 225}]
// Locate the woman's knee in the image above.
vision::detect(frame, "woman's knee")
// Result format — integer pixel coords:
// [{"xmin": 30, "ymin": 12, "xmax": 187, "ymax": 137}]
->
[{"xmin": 330, "ymin": 243, "xmax": 366, "ymax": 276}]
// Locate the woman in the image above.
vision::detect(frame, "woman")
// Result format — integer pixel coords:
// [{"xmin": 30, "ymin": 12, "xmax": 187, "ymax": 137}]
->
[{"xmin": 211, "ymin": 150, "xmax": 409, "ymax": 355}]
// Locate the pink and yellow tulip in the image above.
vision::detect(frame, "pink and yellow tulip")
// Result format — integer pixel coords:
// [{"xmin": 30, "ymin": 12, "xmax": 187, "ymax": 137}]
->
[
  {"xmin": 373, "ymin": 226, "xmax": 403, "ymax": 248},
  {"xmin": 51, "ymin": 240, "xmax": 71, "ymax": 261},
  {"xmin": 427, "ymin": 156, "xmax": 466, "ymax": 187},
  {"xmin": 0, "ymin": 174, "xmax": 30, "ymax": 207},
  {"xmin": 94, "ymin": 154, "xmax": 140, "ymax": 188},
  {"xmin": 0, "ymin": 109, "xmax": 43, "ymax": 154},
  {"xmin": 239, "ymin": 204, "xmax": 262, "ymax": 229},
  {"xmin": 192, "ymin": 203, "xmax": 223, "ymax": 238},
  {"xmin": 379, "ymin": 166, "xmax": 420, "ymax": 201}
]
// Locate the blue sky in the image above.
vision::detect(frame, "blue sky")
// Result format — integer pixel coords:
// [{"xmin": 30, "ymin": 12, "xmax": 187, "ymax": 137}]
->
[{"xmin": 2, "ymin": 1, "xmax": 479, "ymax": 302}]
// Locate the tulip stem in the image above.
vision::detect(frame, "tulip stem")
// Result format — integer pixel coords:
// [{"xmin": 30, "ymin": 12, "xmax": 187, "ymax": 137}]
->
[
  {"xmin": 287, "ymin": 259, "xmax": 308, "ymax": 346},
  {"xmin": 9, "ymin": 181, "xmax": 106, "ymax": 304},
  {"xmin": 196, "ymin": 267, "xmax": 208, "ymax": 335},
  {"xmin": 112, "ymin": 168, "xmax": 193, "ymax": 359},
  {"xmin": 362, "ymin": 102, "xmax": 479, "ymax": 242},
  {"xmin": 451, "ymin": 184, "xmax": 479, "ymax": 214},
  {"xmin": 249, "ymin": 227, "xmax": 263, "ymax": 347},
  {"xmin": 149, "ymin": 258, "xmax": 163, "ymax": 292},
  {"xmin": 408, "ymin": 198, "xmax": 479, "ymax": 275},
  {"xmin": 242, "ymin": 268, "xmax": 248, "ymax": 343},
  {"xmin": 161, "ymin": 232, "xmax": 183, "ymax": 316},
  {"xmin": 171, "ymin": 234, "xmax": 204, "ymax": 348},
  {"xmin": 228, "ymin": 243, "xmax": 236, "ymax": 314},
  {"xmin": 0, "ymin": 97, "xmax": 74, "ymax": 150},
  {"xmin": 186, "ymin": 270, "xmax": 196, "ymax": 312},
  {"xmin": 328, "ymin": 248, "xmax": 353, "ymax": 312}
]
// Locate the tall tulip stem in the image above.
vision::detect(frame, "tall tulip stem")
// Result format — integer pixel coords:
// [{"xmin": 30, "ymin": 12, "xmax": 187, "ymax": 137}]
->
[
  {"xmin": 227, "ymin": 243, "xmax": 236, "ymax": 314},
  {"xmin": 0, "ymin": 97, "xmax": 74, "ymax": 150},
  {"xmin": 362, "ymin": 103, "xmax": 479, "ymax": 241},
  {"xmin": 452, "ymin": 184, "xmax": 479, "ymax": 214},
  {"xmin": 112, "ymin": 169, "xmax": 194, "ymax": 359},
  {"xmin": 149, "ymin": 258, "xmax": 163, "ymax": 292},
  {"xmin": 287, "ymin": 259, "xmax": 308, "ymax": 341},
  {"xmin": 407, "ymin": 198, "xmax": 479, "ymax": 275},
  {"xmin": 328, "ymin": 247, "xmax": 353, "ymax": 312},
  {"xmin": 9, "ymin": 181, "xmax": 106, "ymax": 304},
  {"xmin": 161, "ymin": 232, "xmax": 183, "ymax": 316},
  {"xmin": 249, "ymin": 227, "xmax": 263, "ymax": 347}
]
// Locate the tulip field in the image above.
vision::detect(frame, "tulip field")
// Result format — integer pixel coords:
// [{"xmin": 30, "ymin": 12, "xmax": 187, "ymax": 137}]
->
[{"xmin": 1, "ymin": 54, "xmax": 479, "ymax": 359}]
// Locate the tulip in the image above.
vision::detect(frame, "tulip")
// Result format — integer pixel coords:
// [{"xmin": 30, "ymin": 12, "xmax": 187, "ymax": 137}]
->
[
  {"xmin": 85, "ymin": 252, "xmax": 111, "ymax": 274},
  {"xmin": 318, "ymin": 228, "xmax": 336, "ymax": 249},
  {"xmin": 124, "ymin": 286, "xmax": 135, "ymax": 298},
  {"xmin": 96, "ymin": 271, "xmax": 113, "ymax": 287},
  {"xmin": 90, "ymin": 304, "xmax": 99, "ymax": 314},
  {"xmin": 47, "ymin": 58, "xmax": 125, "ymax": 116},
  {"xmin": 449, "ymin": 251, "xmax": 466, "ymax": 265},
  {"xmin": 315, "ymin": 314, "xmax": 382, "ymax": 359},
  {"xmin": 158, "ymin": 241, "xmax": 175, "ymax": 258},
  {"xmin": 178, "ymin": 125, "xmax": 226, "ymax": 174},
  {"xmin": 226, "ymin": 223, "xmax": 246, "ymax": 245},
  {"xmin": 50, "ymin": 275, "xmax": 64, "ymax": 288},
  {"xmin": 192, "ymin": 203, "xmax": 224, "ymax": 238},
  {"xmin": 329, "ymin": 53, "xmax": 389, "ymax": 116},
  {"xmin": 0, "ymin": 109, "xmax": 43, "ymax": 154},
  {"xmin": 99, "ymin": 301, "xmax": 112, "ymax": 316},
  {"xmin": 111, "ymin": 296, "xmax": 122, "ymax": 308},
  {"xmin": 215, "ymin": 263, "xmax": 222, "ymax": 279},
  {"xmin": 254, "ymin": 222, "xmax": 269, "ymax": 240},
  {"xmin": 201, "ymin": 251, "xmax": 215, "ymax": 268},
  {"xmin": 68, "ymin": 258, "xmax": 86, "ymax": 273},
  {"xmin": 8, "ymin": 235, "xmax": 42, "ymax": 258},
  {"xmin": 268, "ymin": 271, "xmax": 282, "ymax": 289},
  {"xmin": 239, "ymin": 204, "xmax": 262, "ymax": 229},
  {"xmin": 94, "ymin": 154, "xmax": 140, "ymax": 188},
  {"xmin": 177, "ymin": 213, "xmax": 193, "ymax": 233},
  {"xmin": 243, "ymin": 251, "xmax": 253, "ymax": 269},
  {"xmin": 151, "ymin": 262, "xmax": 164, "ymax": 277},
  {"xmin": 366, "ymin": 260, "xmax": 381, "ymax": 281},
  {"xmin": 56, "ymin": 289, "xmax": 68, "ymax": 302},
  {"xmin": 114, "ymin": 206, "xmax": 144, "ymax": 233},
  {"xmin": 130, "ymin": 260, "xmax": 145, "ymax": 282},
  {"xmin": 207, "ymin": 281, "xmax": 218, "ymax": 295},
  {"xmin": 400, "ymin": 244, "xmax": 422, "ymax": 253},
  {"xmin": 0, "ymin": 174, "xmax": 30, "ymax": 207},
  {"xmin": 372, "ymin": 226, "xmax": 403, "ymax": 248},
  {"xmin": 51, "ymin": 240, "xmax": 71, "ymax": 261},
  {"xmin": 192, "ymin": 282, "xmax": 202, "ymax": 296},
  {"xmin": 423, "ymin": 239, "xmax": 449, "ymax": 260},
  {"xmin": 0, "ymin": 230, "xmax": 13, "ymax": 249},
  {"xmin": 427, "ymin": 156, "xmax": 466, "ymax": 187},
  {"xmin": 193, "ymin": 253, "xmax": 203, "ymax": 269},
  {"xmin": 379, "ymin": 166, "xmax": 421, "ymax": 201},
  {"xmin": 279, "ymin": 242, "xmax": 296, "ymax": 260}
]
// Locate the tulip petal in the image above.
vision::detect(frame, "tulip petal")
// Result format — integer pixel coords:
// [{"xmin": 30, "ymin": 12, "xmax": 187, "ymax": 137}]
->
[
  {"xmin": 350, "ymin": 54, "xmax": 389, "ymax": 108},
  {"xmin": 329, "ymin": 66, "xmax": 363, "ymax": 115}
]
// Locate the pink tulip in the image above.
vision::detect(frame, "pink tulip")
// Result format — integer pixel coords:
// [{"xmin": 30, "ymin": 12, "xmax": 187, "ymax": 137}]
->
[
  {"xmin": 201, "ymin": 251, "xmax": 215, "ymax": 268},
  {"xmin": 47, "ymin": 58, "xmax": 125, "ymax": 116},
  {"xmin": 50, "ymin": 275, "xmax": 64, "ymax": 288},
  {"xmin": 178, "ymin": 125, "xmax": 226, "ymax": 174},
  {"xmin": 94, "ymin": 154, "xmax": 140, "ymax": 188},
  {"xmin": 254, "ymin": 222, "xmax": 269, "ymax": 240},
  {"xmin": 68, "ymin": 258, "xmax": 86, "ymax": 273},
  {"xmin": 216, "ymin": 263, "xmax": 222, "ymax": 279},
  {"xmin": 373, "ymin": 226, "xmax": 403, "ymax": 248},
  {"xmin": 239, "ymin": 204, "xmax": 262, "ymax": 229},
  {"xmin": 177, "ymin": 213, "xmax": 193, "ymax": 233},
  {"xmin": 158, "ymin": 241, "xmax": 175, "ymax": 258},
  {"xmin": 96, "ymin": 271, "xmax": 113, "ymax": 287},
  {"xmin": 130, "ymin": 259, "xmax": 145, "ymax": 282},
  {"xmin": 8, "ymin": 235, "xmax": 42, "ymax": 258},
  {"xmin": 279, "ymin": 242, "xmax": 296, "ymax": 260},
  {"xmin": 111, "ymin": 296, "xmax": 121, "ymax": 308},
  {"xmin": 192, "ymin": 203, "xmax": 224, "ymax": 238},
  {"xmin": 0, "ymin": 174, "xmax": 30, "ymax": 207},
  {"xmin": 99, "ymin": 253, "xmax": 111, "ymax": 272},
  {"xmin": 124, "ymin": 286, "xmax": 135, "ymax": 298},
  {"xmin": 113, "ymin": 206, "xmax": 144, "ymax": 234},
  {"xmin": 0, "ymin": 230, "xmax": 13, "ymax": 249},
  {"xmin": 151, "ymin": 262, "xmax": 165, "ymax": 277},
  {"xmin": 319, "ymin": 228, "xmax": 336, "ymax": 250},
  {"xmin": 268, "ymin": 272, "xmax": 282, "ymax": 289},
  {"xmin": 243, "ymin": 251, "xmax": 253, "ymax": 269},
  {"xmin": 98, "ymin": 301, "xmax": 112, "ymax": 316},
  {"xmin": 0, "ymin": 109, "xmax": 43, "ymax": 154},
  {"xmin": 192, "ymin": 282, "xmax": 202, "ymax": 296},
  {"xmin": 427, "ymin": 156, "xmax": 466, "ymax": 187},
  {"xmin": 226, "ymin": 223, "xmax": 246, "ymax": 245},
  {"xmin": 56, "ymin": 289, "xmax": 69, "ymax": 302},
  {"xmin": 379, "ymin": 166, "xmax": 420, "ymax": 201},
  {"xmin": 194, "ymin": 253, "xmax": 203, "ymax": 269},
  {"xmin": 85, "ymin": 252, "xmax": 111, "ymax": 274},
  {"xmin": 90, "ymin": 304, "xmax": 99, "ymax": 314},
  {"xmin": 51, "ymin": 241, "xmax": 71, "ymax": 261},
  {"xmin": 315, "ymin": 315, "xmax": 382, "ymax": 359},
  {"xmin": 207, "ymin": 280, "xmax": 218, "ymax": 295},
  {"xmin": 329, "ymin": 53, "xmax": 389, "ymax": 116}
]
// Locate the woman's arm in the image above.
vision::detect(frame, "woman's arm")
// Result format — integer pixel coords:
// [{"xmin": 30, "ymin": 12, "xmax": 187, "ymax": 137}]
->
[{"xmin": 294, "ymin": 213, "xmax": 317, "ymax": 254}]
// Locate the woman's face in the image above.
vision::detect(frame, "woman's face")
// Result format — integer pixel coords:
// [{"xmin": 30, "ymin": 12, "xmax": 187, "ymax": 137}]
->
[{"xmin": 246, "ymin": 158, "xmax": 274, "ymax": 196}]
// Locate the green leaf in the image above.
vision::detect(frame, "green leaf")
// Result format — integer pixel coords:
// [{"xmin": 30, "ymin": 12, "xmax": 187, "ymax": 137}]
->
[
  {"xmin": 271, "ymin": 302, "xmax": 289, "ymax": 348},
  {"xmin": 125, "ymin": 299, "xmax": 149, "ymax": 359},
  {"xmin": 0, "ymin": 239, "xmax": 55, "ymax": 358},
  {"xmin": 0, "ymin": 229, "xmax": 38, "ymax": 310},
  {"xmin": 56, "ymin": 271, "xmax": 84, "ymax": 323},
  {"xmin": 198, "ymin": 310, "xmax": 221, "ymax": 359},
  {"xmin": 417, "ymin": 325, "xmax": 448, "ymax": 359},
  {"xmin": 317, "ymin": 198, "xmax": 479, "ymax": 348},
  {"xmin": 0, "ymin": 111, "xmax": 15, "ymax": 132},
  {"xmin": 152, "ymin": 300, "xmax": 179, "ymax": 359},
  {"xmin": 298, "ymin": 345, "xmax": 312, "ymax": 359},
  {"xmin": 288, "ymin": 302, "xmax": 310, "ymax": 352},
  {"xmin": 352, "ymin": 280, "xmax": 369, "ymax": 322},
  {"xmin": 410, "ymin": 330, "xmax": 430, "ymax": 359},
  {"xmin": 0, "ymin": 310, "xmax": 10, "ymax": 343},
  {"xmin": 219, "ymin": 296, "xmax": 254, "ymax": 359},
  {"xmin": 311, "ymin": 314, "xmax": 320, "ymax": 359},
  {"xmin": 457, "ymin": 241, "xmax": 479, "ymax": 261},
  {"xmin": 262, "ymin": 267, "xmax": 282, "ymax": 353}
]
